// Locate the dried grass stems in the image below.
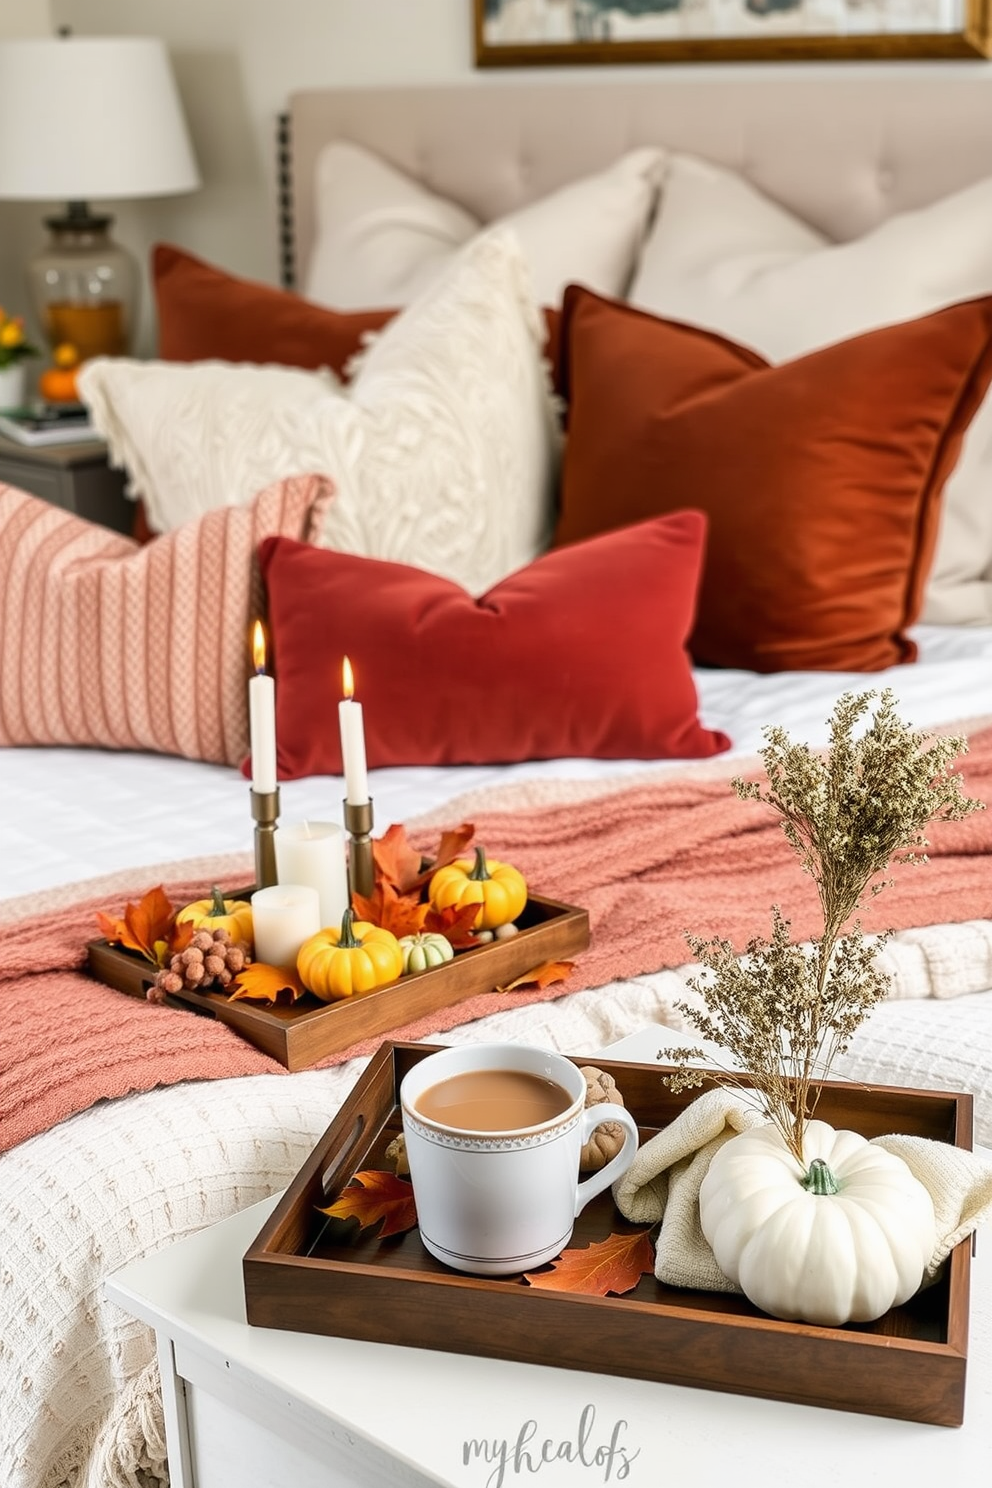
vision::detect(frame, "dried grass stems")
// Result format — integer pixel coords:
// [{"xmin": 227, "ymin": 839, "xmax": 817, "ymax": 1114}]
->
[{"xmin": 662, "ymin": 690, "xmax": 984, "ymax": 1165}]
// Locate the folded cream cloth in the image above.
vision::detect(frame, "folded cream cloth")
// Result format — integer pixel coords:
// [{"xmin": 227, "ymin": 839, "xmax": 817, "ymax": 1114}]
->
[{"xmin": 612, "ymin": 1087, "xmax": 992, "ymax": 1294}]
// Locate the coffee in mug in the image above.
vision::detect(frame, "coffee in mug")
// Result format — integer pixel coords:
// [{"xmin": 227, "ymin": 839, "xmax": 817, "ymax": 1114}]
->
[
  {"xmin": 400, "ymin": 1043, "xmax": 640, "ymax": 1277},
  {"xmin": 414, "ymin": 1068, "xmax": 572, "ymax": 1131}
]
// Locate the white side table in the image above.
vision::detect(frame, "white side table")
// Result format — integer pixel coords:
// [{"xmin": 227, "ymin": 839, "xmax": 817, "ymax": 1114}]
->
[{"xmin": 107, "ymin": 1029, "xmax": 992, "ymax": 1488}]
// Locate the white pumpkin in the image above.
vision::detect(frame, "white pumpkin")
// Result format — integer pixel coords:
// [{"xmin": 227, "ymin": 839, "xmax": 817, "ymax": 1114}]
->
[{"xmin": 698, "ymin": 1120, "xmax": 936, "ymax": 1327}]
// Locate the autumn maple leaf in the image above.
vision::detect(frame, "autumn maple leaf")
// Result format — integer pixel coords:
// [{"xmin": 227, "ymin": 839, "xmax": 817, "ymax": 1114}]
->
[
  {"xmin": 523, "ymin": 1229, "xmax": 654, "ymax": 1297},
  {"xmin": 496, "ymin": 961, "xmax": 574, "ymax": 994},
  {"xmin": 352, "ymin": 881, "xmax": 429, "ymax": 939},
  {"xmin": 227, "ymin": 962, "xmax": 309, "ymax": 1004},
  {"xmin": 372, "ymin": 824, "xmax": 426, "ymax": 896},
  {"xmin": 422, "ymin": 901, "xmax": 484, "ymax": 949},
  {"xmin": 373, "ymin": 821, "xmax": 475, "ymax": 895},
  {"xmin": 96, "ymin": 884, "xmax": 176, "ymax": 966},
  {"xmin": 318, "ymin": 1170, "xmax": 418, "ymax": 1237}
]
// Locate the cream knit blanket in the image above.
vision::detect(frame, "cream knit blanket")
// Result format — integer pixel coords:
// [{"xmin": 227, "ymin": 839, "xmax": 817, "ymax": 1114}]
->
[{"xmin": 614, "ymin": 1088, "xmax": 992, "ymax": 1295}]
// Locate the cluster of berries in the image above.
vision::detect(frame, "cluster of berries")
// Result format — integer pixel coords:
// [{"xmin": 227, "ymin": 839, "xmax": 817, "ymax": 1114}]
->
[{"xmin": 147, "ymin": 927, "xmax": 251, "ymax": 1004}]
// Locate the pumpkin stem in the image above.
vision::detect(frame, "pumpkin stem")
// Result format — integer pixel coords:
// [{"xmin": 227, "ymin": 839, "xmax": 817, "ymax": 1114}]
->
[
  {"xmin": 208, "ymin": 886, "xmax": 228, "ymax": 917},
  {"xmin": 802, "ymin": 1157, "xmax": 840, "ymax": 1196},
  {"xmin": 337, "ymin": 907, "xmax": 362, "ymax": 948},
  {"xmin": 468, "ymin": 845, "xmax": 492, "ymax": 882}
]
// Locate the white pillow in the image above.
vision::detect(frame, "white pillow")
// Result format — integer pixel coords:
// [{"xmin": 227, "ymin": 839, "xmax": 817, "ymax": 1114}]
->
[
  {"xmin": 629, "ymin": 153, "xmax": 992, "ymax": 627},
  {"xmin": 81, "ymin": 228, "xmax": 559, "ymax": 598},
  {"xmin": 304, "ymin": 140, "xmax": 666, "ymax": 309}
]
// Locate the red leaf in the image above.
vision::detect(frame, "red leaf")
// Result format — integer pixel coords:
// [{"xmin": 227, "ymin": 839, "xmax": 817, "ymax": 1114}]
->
[
  {"xmin": 227, "ymin": 962, "xmax": 309, "ymax": 1003},
  {"xmin": 318, "ymin": 1169, "xmax": 418, "ymax": 1237},
  {"xmin": 422, "ymin": 901, "xmax": 484, "ymax": 948},
  {"xmin": 496, "ymin": 960, "xmax": 575, "ymax": 994},
  {"xmin": 524, "ymin": 1229, "xmax": 655, "ymax": 1296}
]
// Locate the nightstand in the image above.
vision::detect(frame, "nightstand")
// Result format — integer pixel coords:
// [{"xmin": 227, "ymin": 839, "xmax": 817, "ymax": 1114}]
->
[{"xmin": 0, "ymin": 433, "xmax": 133, "ymax": 534}]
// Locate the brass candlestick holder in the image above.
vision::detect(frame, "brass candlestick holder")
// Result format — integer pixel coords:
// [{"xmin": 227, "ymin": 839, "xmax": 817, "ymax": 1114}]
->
[
  {"xmin": 343, "ymin": 797, "xmax": 374, "ymax": 901},
  {"xmin": 251, "ymin": 786, "xmax": 281, "ymax": 889}
]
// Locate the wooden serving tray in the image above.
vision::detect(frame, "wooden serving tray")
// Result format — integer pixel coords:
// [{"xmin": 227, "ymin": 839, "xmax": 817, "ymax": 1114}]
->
[
  {"xmin": 87, "ymin": 894, "xmax": 588, "ymax": 1071},
  {"xmin": 244, "ymin": 1042, "xmax": 973, "ymax": 1426}
]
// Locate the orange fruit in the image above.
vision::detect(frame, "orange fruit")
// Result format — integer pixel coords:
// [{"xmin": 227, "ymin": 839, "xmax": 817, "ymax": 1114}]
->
[{"xmin": 52, "ymin": 341, "xmax": 80, "ymax": 369}]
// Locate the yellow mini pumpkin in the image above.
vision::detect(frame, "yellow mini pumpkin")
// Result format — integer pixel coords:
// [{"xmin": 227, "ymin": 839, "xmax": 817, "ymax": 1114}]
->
[
  {"xmin": 297, "ymin": 908, "xmax": 403, "ymax": 1001},
  {"xmin": 428, "ymin": 846, "xmax": 527, "ymax": 931},
  {"xmin": 177, "ymin": 886, "xmax": 254, "ymax": 948}
]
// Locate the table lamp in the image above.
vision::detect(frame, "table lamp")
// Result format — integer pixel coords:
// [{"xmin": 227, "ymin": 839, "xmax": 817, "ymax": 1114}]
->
[{"xmin": 0, "ymin": 34, "xmax": 200, "ymax": 360}]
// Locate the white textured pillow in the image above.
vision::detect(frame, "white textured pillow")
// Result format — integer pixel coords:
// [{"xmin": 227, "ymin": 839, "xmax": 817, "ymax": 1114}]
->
[
  {"xmin": 304, "ymin": 140, "xmax": 666, "ymax": 309},
  {"xmin": 629, "ymin": 153, "xmax": 992, "ymax": 626},
  {"xmin": 81, "ymin": 228, "xmax": 559, "ymax": 597}
]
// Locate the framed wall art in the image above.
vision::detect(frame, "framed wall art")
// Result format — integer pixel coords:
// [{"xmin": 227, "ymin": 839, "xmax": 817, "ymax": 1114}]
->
[{"xmin": 474, "ymin": 0, "xmax": 992, "ymax": 63}]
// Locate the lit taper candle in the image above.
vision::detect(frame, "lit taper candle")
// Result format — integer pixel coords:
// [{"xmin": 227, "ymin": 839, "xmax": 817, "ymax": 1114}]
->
[
  {"xmin": 338, "ymin": 655, "xmax": 369, "ymax": 805},
  {"xmin": 249, "ymin": 620, "xmax": 277, "ymax": 793}
]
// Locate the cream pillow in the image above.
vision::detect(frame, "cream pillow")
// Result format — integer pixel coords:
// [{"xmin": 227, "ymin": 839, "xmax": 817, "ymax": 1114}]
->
[
  {"xmin": 629, "ymin": 153, "xmax": 992, "ymax": 626},
  {"xmin": 81, "ymin": 228, "xmax": 559, "ymax": 598},
  {"xmin": 304, "ymin": 140, "xmax": 666, "ymax": 309}
]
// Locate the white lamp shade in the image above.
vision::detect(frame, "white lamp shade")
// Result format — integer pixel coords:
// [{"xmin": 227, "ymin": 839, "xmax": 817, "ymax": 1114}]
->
[{"xmin": 0, "ymin": 37, "xmax": 200, "ymax": 201}]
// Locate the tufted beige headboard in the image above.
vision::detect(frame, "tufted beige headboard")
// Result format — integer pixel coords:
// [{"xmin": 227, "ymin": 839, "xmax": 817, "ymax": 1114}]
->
[{"xmin": 287, "ymin": 67, "xmax": 992, "ymax": 289}]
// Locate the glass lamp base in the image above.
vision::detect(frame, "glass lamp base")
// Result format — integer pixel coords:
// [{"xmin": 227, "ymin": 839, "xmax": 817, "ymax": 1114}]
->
[{"xmin": 28, "ymin": 203, "xmax": 137, "ymax": 360}]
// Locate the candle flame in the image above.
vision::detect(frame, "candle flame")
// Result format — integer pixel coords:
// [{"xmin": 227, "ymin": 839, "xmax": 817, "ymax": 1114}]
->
[
  {"xmin": 342, "ymin": 655, "xmax": 355, "ymax": 700},
  {"xmin": 252, "ymin": 620, "xmax": 267, "ymax": 675}
]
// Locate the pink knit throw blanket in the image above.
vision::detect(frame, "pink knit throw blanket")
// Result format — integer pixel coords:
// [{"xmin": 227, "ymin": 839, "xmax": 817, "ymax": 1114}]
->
[{"xmin": 3, "ymin": 727, "xmax": 991, "ymax": 1154}]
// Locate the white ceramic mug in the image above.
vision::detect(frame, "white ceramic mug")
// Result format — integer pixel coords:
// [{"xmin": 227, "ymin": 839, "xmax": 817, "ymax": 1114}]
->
[{"xmin": 399, "ymin": 1043, "xmax": 640, "ymax": 1277}]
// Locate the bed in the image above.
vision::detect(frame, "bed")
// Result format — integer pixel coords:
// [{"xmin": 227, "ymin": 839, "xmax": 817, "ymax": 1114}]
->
[{"xmin": 4, "ymin": 64, "xmax": 992, "ymax": 1488}]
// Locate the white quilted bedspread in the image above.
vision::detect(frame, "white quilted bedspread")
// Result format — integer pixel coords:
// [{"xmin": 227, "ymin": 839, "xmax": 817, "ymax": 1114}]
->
[{"xmin": 3, "ymin": 622, "xmax": 992, "ymax": 1487}]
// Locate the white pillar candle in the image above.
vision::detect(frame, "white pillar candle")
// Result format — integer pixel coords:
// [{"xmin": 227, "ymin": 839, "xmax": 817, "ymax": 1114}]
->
[
  {"xmin": 275, "ymin": 821, "xmax": 350, "ymax": 930},
  {"xmin": 249, "ymin": 620, "xmax": 277, "ymax": 794},
  {"xmin": 250, "ymin": 884, "xmax": 320, "ymax": 969},
  {"xmin": 338, "ymin": 654, "xmax": 369, "ymax": 805}
]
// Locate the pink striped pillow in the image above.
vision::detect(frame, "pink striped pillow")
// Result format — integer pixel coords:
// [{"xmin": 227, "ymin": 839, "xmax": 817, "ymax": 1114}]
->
[{"xmin": 0, "ymin": 474, "xmax": 332, "ymax": 765}]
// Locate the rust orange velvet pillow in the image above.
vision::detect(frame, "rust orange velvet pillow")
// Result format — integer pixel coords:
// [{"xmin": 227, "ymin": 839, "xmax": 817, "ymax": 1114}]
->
[
  {"xmin": 152, "ymin": 244, "xmax": 395, "ymax": 372},
  {"xmin": 255, "ymin": 511, "xmax": 729, "ymax": 779},
  {"xmin": 153, "ymin": 244, "xmax": 565, "ymax": 389},
  {"xmin": 553, "ymin": 286, "xmax": 992, "ymax": 673}
]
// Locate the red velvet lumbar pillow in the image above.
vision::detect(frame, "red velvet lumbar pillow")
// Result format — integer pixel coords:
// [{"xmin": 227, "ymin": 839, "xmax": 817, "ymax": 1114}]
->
[
  {"xmin": 553, "ymin": 286, "xmax": 992, "ymax": 673},
  {"xmin": 256, "ymin": 510, "xmax": 729, "ymax": 779}
]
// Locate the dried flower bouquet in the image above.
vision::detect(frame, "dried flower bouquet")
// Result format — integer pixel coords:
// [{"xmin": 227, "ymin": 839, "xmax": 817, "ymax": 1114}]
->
[{"xmin": 664, "ymin": 689, "xmax": 984, "ymax": 1163}]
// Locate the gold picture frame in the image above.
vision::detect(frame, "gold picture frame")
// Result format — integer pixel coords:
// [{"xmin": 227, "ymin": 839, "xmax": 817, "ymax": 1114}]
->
[{"xmin": 474, "ymin": 0, "xmax": 992, "ymax": 63}]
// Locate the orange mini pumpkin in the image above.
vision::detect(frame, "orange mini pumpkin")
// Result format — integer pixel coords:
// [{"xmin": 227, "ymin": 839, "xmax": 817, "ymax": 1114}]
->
[{"xmin": 39, "ymin": 364, "xmax": 81, "ymax": 403}]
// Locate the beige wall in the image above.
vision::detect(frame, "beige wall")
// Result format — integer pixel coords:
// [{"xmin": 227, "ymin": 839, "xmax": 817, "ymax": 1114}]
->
[
  {"xmin": 0, "ymin": 0, "xmax": 52, "ymax": 330},
  {"xmin": 0, "ymin": 1, "xmax": 475, "ymax": 354}
]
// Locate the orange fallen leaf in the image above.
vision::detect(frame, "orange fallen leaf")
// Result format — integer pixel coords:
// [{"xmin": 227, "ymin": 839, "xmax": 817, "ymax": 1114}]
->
[
  {"xmin": 352, "ymin": 881, "xmax": 429, "ymax": 939},
  {"xmin": 523, "ymin": 1228, "xmax": 655, "ymax": 1296},
  {"xmin": 318, "ymin": 1169, "xmax": 418, "ymax": 1237},
  {"xmin": 96, "ymin": 884, "xmax": 176, "ymax": 966},
  {"xmin": 227, "ymin": 962, "xmax": 308, "ymax": 1004},
  {"xmin": 372, "ymin": 823, "xmax": 425, "ymax": 896},
  {"xmin": 373, "ymin": 821, "xmax": 475, "ymax": 895},
  {"xmin": 170, "ymin": 918, "xmax": 195, "ymax": 957},
  {"xmin": 496, "ymin": 960, "xmax": 575, "ymax": 994},
  {"xmin": 422, "ymin": 900, "xmax": 484, "ymax": 949},
  {"xmin": 416, "ymin": 822, "xmax": 476, "ymax": 888}
]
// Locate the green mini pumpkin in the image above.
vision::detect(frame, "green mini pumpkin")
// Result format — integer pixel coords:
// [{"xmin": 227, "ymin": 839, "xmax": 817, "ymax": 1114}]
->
[{"xmin": 398, "ymin": 931, "xmax": 455, "ymax": 975}]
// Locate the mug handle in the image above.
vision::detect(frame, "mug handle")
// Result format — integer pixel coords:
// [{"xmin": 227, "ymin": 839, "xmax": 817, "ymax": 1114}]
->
[{"xmin": 573, "ymin": 1105, "xmax": 640, "ymax": 1217}]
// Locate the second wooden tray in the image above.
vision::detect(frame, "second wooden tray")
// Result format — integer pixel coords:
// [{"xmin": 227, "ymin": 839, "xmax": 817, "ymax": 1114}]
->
[
  {"xmin": 244, "ymin": 1042, "xmax": 973, "ymax": 1426},
  {"xmin": 87, "ymin": 893, "xmax": 589, "ymax": 1070}
]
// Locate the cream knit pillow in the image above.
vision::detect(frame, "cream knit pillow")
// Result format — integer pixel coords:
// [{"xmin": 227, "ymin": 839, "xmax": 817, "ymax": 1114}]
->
[{"xmin": 82, "ymin": 229, "xmax": 559, "ymax": 598}]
